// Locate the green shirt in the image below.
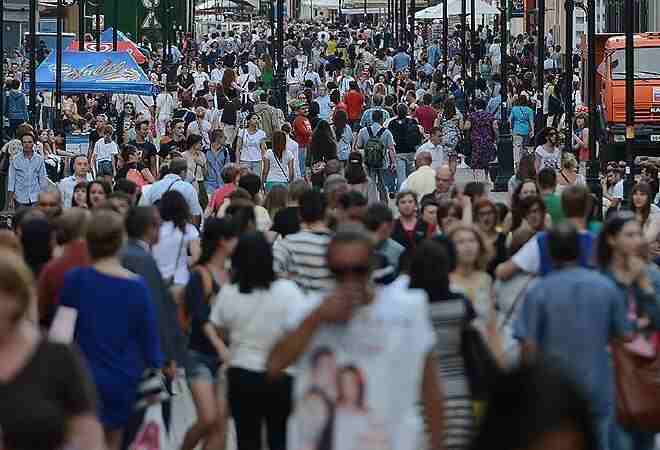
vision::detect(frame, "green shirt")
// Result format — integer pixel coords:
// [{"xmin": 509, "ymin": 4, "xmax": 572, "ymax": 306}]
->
[{"xmin": 543, "ymin": 193, "xmax": 565, "ymax": 224}]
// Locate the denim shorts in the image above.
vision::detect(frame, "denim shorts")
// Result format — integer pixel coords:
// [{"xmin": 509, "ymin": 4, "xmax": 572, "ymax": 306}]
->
[
  {"xmin": 97, "ymin": 160, "xmax": 113, "ymax": 176},
  {"xmin": 186, "ymin": 349, "xmax": 221, "ymax": 384}
]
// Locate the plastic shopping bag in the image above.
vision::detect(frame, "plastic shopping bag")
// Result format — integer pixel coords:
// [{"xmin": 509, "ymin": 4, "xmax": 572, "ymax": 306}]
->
[
  {"xmin": 130, "ymin": 403, "xmax": 170, "ymax": 450},
  {"xmin": 168, "ymin": 376, "xmax": 197, "ymax": 450}
]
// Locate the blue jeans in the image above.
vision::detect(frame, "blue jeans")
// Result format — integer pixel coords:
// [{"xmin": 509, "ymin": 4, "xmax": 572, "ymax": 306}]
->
[
  {"xmin": 298, "ymin": 145, "xmax": 307, "ymax": 178},
  {"xmin": 595, "ymin": 414, "xmax": 614, "ymax": 450},
  {"xmin": 395, "ymin": 152, "xmax": 415, "ymax": 190},
  {"xmin": 614, "ymin": 425, "xmax": 656, "ymax": 450},
  {"xmin": 240, "ymin": 160, "xmax": 262, "ymax": 177}
]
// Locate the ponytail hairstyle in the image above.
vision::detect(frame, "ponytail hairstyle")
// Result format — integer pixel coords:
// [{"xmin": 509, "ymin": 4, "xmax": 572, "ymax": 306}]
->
[{"xmin": 198, "ymin": 217, "xmax": 239, "ymax": 265}]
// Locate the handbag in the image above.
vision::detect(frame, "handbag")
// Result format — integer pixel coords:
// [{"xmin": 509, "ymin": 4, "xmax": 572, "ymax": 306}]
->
[
  {"xmin": 461, "ymin": 322, "xmax": 500, "ymax": 401},
  {"xmin": 612, "ymin": 343, "xmax": 660, "ymax": 431}
]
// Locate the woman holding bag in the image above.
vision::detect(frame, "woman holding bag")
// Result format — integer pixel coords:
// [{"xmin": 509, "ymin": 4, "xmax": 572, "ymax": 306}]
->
[
  {"xmin": 597, "ymin": 212, "xmax": 660, "ymax": 450},
  {"xmin": 181, "ymin": 218, "xmax": 238, "ymax": 450},
  {"xmin": 52, "ymin": 210, "xmax": 163, "ymax": 450},
  {"xmin": 262, "ymin": 131, "xmax": 295, "ymax": 192}
]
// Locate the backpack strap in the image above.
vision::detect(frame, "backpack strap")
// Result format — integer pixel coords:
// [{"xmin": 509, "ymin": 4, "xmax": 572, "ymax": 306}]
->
[
  {"xmin": 376, "ymin": 127, "xmax": 387, "ymax": 138},
  {"xmin": 367, "ymin": 126, "xmax": 374, "ymax": 138}
]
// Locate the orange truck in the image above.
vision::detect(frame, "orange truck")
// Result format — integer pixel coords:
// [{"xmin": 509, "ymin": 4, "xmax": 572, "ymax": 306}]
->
[{"xmin": 585, "ymin": 33, "xmax": 660, "ymax": 161}]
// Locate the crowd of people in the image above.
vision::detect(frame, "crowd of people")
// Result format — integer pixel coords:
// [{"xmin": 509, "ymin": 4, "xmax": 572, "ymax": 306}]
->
[{"xmin": 0, "ymin": 12, "xmax": 657, "ymax": 450}]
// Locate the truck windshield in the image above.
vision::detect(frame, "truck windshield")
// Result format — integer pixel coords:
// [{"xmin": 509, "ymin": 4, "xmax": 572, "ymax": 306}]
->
[{"xmin": 611, "ymin": 48, "xmax": 660, "ymax": 79}]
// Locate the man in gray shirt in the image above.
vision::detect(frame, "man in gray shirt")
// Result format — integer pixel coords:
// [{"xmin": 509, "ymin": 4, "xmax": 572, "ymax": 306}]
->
[
  {"xmin": 355, "ymin": 109, "xmax": 396, "ymax": 200},
  {"xmin": 8, "ymin": 132, "xmax": 47, "ymax": 209}
]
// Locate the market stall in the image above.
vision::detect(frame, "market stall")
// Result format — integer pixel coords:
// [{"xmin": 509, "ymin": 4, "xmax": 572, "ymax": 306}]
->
[{"xmin": 65, "ymin": 28, "xmax": 147, "ymax": 65}]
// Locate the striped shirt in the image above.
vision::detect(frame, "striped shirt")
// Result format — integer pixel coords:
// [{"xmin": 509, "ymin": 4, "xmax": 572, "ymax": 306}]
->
[{"xmin": 273, "ymin": 230, "xmax": 334, "ymax": 294}]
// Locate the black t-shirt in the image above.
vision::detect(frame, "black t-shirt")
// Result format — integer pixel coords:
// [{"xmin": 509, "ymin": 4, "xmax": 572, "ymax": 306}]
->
[
  {"xmin": 129, "ymin": 139, "xmax": 158, "ymax": 167},
  {"xmin": 159, "ymin": 138, "xmax": 185, "ymax": 159},
  {"xmin": 0, "ymin": 341, "xmax": 96, "ymax": 450},
  {"xmin": 185, "ymin": 269, "xmax": 220, "ymax": 355},
  {"xmin": 271, "ymin": 206, "xmax": 301, "ymax": 237},
  {"xmin": 88, "ymin": 129, "xmax": 101, "ymax": 149}
]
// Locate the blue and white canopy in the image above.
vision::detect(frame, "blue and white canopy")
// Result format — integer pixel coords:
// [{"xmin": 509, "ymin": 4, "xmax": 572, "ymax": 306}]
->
[{"xmin": 25, "ymin": 51, "xmax": 155, "ymax": 96}]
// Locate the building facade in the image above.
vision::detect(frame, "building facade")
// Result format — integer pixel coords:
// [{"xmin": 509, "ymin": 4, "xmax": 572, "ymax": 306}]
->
[{"xmin": 3, "ymin": 0, "xmax": 30, "ymax": 51}]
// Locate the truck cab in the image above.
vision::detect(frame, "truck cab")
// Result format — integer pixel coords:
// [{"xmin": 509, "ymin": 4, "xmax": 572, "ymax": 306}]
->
[{"xmin": 595, "ymin": 33, "xmax": 660, "ymax": 161}]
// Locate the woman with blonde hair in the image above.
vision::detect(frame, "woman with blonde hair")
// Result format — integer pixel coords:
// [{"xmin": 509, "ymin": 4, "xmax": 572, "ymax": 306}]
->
[
  {"xmin": 556, "ymin": 152, "xmax": 586, "ymax": 193},
  {"xmin": 448, "ymin": 224, "xmax": 494, "ymax": 329}
]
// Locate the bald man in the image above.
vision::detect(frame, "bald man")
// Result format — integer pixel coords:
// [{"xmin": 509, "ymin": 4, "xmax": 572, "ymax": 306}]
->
[
  {"xmin": 429, "ymin": 165, "xmax": 456, "ymax": 202},
  {"xmin": 399, "ymin": 152, "xmax": 436, "ymax": 199}
]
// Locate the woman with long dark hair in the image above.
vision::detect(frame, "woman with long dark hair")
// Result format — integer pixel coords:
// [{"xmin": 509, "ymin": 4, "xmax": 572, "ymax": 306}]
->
[
  {"xmin": 345, "ymin": 151, "xmax": 379, "ymax": 203},
  {"xmin": 630, "ymin": 182, "xmax": 660, "ymax": 238},
  {"xmin": 152, "ymin": 190, "xmax": 201, "ymax": 288},
  {"xmin": 307, "ymin": 120, "xmax": 338, "ymax": 189},
  {"xmin": 210, "ymin": 232, "xmax": 305, "ymax": 450},
  {"xmin": 181, "ymin": 218, "xmax": 238, "ymax": 450},
  {"xmin": 262, "ymin": 130, "xmax": 295, "ymax": 191},
  {"xmin": 409, "ymin": 239, "xmax": 476, "ymax": 450},
  {"xmin": 596, "ymin": 212, "xmax": 660, "ymax": 450},
  {"xmin": 86, "ymin": 180, "xmax": 111, "ymax": 210},
  {"xmin": 332, "ymin": 109, "xmax": 353, "ymax": 164}
]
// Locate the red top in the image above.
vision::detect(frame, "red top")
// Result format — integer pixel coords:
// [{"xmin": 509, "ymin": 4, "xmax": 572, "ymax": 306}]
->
[
  {"xmin": 414, "ymin": 105, "xmax": 438, "ymax": 133},
  {"xmin": 344, "ymin": 90, "xmax": 365, "ymax": 121},
  {"xmin": 37, "ymin": 240, "xmax": 91, "ymax": 327},
  {"xmin": 293, "ymin": 115, "xmax": 313, "ymax": 147},
  {"xmin": 208, "ymin": 183, "xmax": 237, "ymax": 213}
]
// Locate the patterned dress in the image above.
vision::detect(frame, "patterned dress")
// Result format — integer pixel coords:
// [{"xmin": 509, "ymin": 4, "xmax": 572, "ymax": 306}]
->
[
  {"xmin": 468, "ymin": 110, "xmax": 497, "ymax": 170},
  {"xmin": 429, "ymin": 295, "xmax": 476, "ymax": 450}
]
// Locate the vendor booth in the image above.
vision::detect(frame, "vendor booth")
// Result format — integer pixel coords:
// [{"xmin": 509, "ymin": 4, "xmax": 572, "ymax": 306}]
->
[{"xmin": 24, "ymin": 51, "xmax": 155, "ymax": 96}]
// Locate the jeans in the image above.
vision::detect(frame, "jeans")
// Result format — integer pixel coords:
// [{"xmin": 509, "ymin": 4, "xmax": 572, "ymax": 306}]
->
[
  {"xmin": 227, "ymin": 367, "xmax": 292, "ymax": 450},
  {"xmin": 367, "ymin": 167, "xmax": 397, "ymax": 200},
  {"xmin": 614, "ymin": 425, "xmax": 656, "ymax": 450},
  {"xmin": 240, "ymin": 160, "xmax": 262, "ymax": 177},
  {"xmin": 395, "ymin": 152, "xmax": 416, "ymax": 190},
  {"xmin": 595, "ymin": 414, "xmax": 614, "ymax": 450},
  {"xmin": 298, "ymin": 145, "xmax": 307, "ymax": 178}
]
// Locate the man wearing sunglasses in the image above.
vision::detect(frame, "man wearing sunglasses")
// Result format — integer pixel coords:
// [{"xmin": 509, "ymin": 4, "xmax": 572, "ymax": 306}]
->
[{"xmin": 268, "ymin": 226, "xmax": 444, "ymax": 450}]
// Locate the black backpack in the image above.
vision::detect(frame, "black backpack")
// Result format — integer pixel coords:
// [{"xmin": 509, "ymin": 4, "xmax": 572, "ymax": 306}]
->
[{"xmin": 390, "ymin": 118, "xmax": 422, "ymax": 153}]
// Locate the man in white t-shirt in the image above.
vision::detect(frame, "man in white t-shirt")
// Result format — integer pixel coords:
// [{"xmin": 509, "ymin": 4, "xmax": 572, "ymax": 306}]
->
[
  {"xmin": 267, "ymin": 227, "xmax": 443, "ymax": 450},
  {"xmin": 210, "ymin": 60, "xmax": 225, "ymax": 82},
  {"xmin": 155, "ymin": 86, "xmax": 176, "ymax": 137},
  {"xmin": 603, "ymin": 166, "xmax": 624, "ymax": 210},
  {"xmin": 534, "ymin": 128, "xmax": 560, "ymax": 172},
  {"xmin": 415, "ymin": 127, "xmax": 444, "ymax": 170},
  {"xmin": 91, "ymin": 124, "xmax": 119, "ymax": 184}
]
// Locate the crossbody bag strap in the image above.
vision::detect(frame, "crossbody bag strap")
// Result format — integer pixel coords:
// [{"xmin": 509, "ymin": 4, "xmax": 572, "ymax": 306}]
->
[
  {"xmin": 272, "ymin": 152, "xmax": 290, "ymax": 183},
  {"xmin": 499, "ymin": 277, "xmax": 534, "ymax": 330}
]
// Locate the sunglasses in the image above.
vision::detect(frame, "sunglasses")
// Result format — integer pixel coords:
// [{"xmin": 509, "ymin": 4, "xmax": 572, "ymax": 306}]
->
[{"xmin": 329, "ymin": 264, "xmax": 371, "ymax": 278}]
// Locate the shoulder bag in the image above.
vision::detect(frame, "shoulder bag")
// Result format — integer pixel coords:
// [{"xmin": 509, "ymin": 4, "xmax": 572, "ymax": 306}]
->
[{"xmin": 462, "ymin": 319, "xmax": 500, "ymax": 402}]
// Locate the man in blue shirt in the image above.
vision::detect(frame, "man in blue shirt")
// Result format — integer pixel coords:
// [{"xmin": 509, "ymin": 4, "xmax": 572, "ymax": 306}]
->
[
  {"xmin": 514, "ymin": 222, "xmax": 632, "ymax": 450},
  {"xmin": 8, "ymin": 132, "xmax": 48, "ymax": 209},
  {"xmin": 392, "ymin": 47, "xmax": 411, "ymax": 73},
  {"xmin": 427, "ymin": 41, "xmax": 441, "ymax": 67}
]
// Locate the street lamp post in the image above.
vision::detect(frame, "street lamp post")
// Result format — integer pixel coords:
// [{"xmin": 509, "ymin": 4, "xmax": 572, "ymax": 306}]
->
[
  {"xmin": 460, "ymin": 0, "xmax": 467, "ymax": 82},
  {"xmin": 56, "ymin": 0, "xmax": 63, "ymax": 131},
  {"xmin": 113, "ymin": 0, "xmax": 118, "ymax": 51},
  {"xmin": 623, "ymin": 0, "xmax": 635, "ymax": 203},
  {"xmin": 29, "ymin": 0, "xmax": 37, "ymax": 127},
  {"xmin": 443, "ymin": 0, "xmax": 448, "ymax": 84},
  {"xmin": 1, "ymin": 0, "xmax": 4, "ymax": 146},
  {"xmin": 564, "ymin": 0, "xmax": 573, "ymax": 153},
  {"xmin": 79, "ymin": 0, "xmax": 85, "ymax": 51},
  {"xmin": 535, "ymin": 0, "xmax": 545, "ymax": 132},
  {"xmin": 273, "ymin": 0, "xmax": 286, "ymax": 112},
  {"xmin": 409, "ymin": 0, "xmax": 415, "ymax": 78},
  {"xmin": 470, "ymin": 0, "xmax": 476, "ymax": 99},
  {"xmin": 95, "ymin": 1, "xmax": 101, "ymax": 51},
  {"xmin": 493, "ymin": 0, "xmax": 513, "ymax": 191}
]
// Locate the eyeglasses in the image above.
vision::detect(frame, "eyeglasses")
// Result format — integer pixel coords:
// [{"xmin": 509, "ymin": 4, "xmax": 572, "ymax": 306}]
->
[{"xmin": 329, "ymin": 264, "xmax": 371, "ymax": 278}]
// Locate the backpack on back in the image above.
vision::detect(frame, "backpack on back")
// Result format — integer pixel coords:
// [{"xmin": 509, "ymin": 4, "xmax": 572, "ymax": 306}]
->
[
  {"xmin": 390, "ymin": 118, "xmax": 421, "ymax": 153},
  {"xmin": 364, "ymin": 126, "xmax": 387, "ymax": 168}
]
